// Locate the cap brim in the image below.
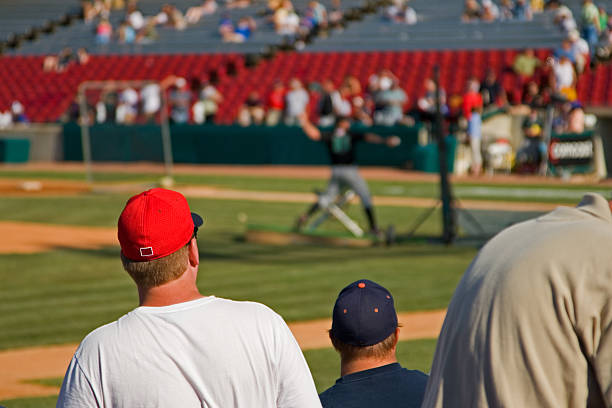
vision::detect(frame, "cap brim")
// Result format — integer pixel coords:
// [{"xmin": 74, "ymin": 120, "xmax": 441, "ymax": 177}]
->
[{"xmin": 192, "ymin": 213, "xmax": 204, "ymax": 228}]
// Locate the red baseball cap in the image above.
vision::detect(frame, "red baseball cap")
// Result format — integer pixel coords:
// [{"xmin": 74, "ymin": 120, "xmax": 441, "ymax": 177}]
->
[{"xmin": 118, "ymin": 188, "xmax": 204, "ymax": 262}]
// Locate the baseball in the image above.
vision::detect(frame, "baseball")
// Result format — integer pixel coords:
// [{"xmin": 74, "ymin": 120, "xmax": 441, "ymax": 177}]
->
[
  {"xmin": 237, "ymin": 212, "xmax": 248, "ymax": 223},
  {"xmin": 159, "ymin": 176, "xmax": 174, "ymax": 189}
]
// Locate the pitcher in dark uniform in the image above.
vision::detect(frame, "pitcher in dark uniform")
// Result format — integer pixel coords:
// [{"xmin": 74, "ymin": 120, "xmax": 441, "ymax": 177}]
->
[{"xmin": 295, "ymin": 113, "xmax": 400, "ymax": 235}]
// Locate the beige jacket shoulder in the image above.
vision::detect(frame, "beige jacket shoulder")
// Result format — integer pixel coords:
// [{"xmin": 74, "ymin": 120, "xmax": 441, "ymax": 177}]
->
[{"xmin": 422, "ymin": 193, "xmax": 612, "ymax": 408}]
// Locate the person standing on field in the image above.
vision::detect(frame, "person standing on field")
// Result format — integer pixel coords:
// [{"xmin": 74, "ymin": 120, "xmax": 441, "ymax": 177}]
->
[
  {"xmin": 57, "ymin": 188, "xmax": 321, "ymax": 408},
  {"xmin": 295, "ymin": 113, "xmax": 400, "ymax": 236}
]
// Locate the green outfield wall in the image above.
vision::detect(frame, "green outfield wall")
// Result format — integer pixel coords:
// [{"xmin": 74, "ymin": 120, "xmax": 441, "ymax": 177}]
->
[{"xmin": 62, "ymin": 123, "xmax": 456, "ymax": 172}]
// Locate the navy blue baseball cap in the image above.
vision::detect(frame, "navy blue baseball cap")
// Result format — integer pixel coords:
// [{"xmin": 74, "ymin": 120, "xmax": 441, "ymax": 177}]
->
[{"xmin": 330, "ymin": 279, "xmax": 398, "ymax": 346}]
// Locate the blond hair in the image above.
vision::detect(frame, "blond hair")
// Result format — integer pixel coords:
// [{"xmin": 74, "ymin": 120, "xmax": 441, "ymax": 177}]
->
[
  {"xmin": 121, "ymin": 245, "xmax": 189, "ymax": 289},
  {"xmin": 329, "ymin": 330, "xmax": 397, "ymax": 362}
]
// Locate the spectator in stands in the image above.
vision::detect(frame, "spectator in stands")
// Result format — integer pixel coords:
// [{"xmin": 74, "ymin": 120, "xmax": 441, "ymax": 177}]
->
[
  {"xmin": 555, "ymin": 5, "xmax": 578, "ymax": 34},
  {"xmin": 331, "ymin": 84, "xmax": 353, "ymax": 120},
  {"xmin": 11, "ymin": 101, "xmax": 28, "ymax": 124},
  {"xmin": 266, "ymin": 81, "xmax": 286, "ymax": 126},
  {"xmin": 319, "ymin": 279, "xmax": 428, "ymax": 408},
  {"xmin": 551, "ymin": 55, "xmax": 577, "ymax": 100},
  {"xmin": 44, "ymin": 48, "xmax": 74, "ymax": 72},
  {"xmin": 186, "ymin": 0, "xmax": 218, "ymax": 24},
  {"xmin": 598, "ymin": 5, "xmax": 608, "ymax": 31},
  {"xmin": 136, "ymin": 20, "xmax": 158, "ymax": 43},
  {"xmin": 480, "ymin": 69, "xmax": 507, "ymax": 109},
  {"xmin": 343, "ymin": 76, "xmax": 372, "ymax": 126},
  {"xmin": 499, "ymin": 0, "xmax": 514, "ymax": 20},
  {"xmin": 513, "ymin": 48, "xmax": 541, "ymax": 79},
  {"xmin": 522, "ymin": 80, "xmax": 548, "ymax": 108},
  {"xmin": 233, "ymin": 17, "xmax": 257, "ymax": 41},
  {"xmin": 193, "ymin": 81, "xmax": 223, "ymax": 124},
  {"xmin": 156, "ymin": 4, "xmax": 187, "ymax": 30},
  {"xmin": 116, "ymin": 87, "xmax": 139, "ymax": 124},
  {"xmin": 463, "ymin": 78, "xmax": 483, "ymax": 174},
  {"xmin": 127, "ymin": 3, "xmax": 145, "ymax": 31},
  {"xmin": 226, "ymin": 0, "xmax": 252, "ymax": 9},
  {"xmin": 308, "ymin": 0, "xmax": 328, "ymax": 33},
  {"xmin": 57, "ymin": 48, "xmax": 74, "ymax": 71},
  {"xmin": 118, "ymin": 20, "xmax": 136, "ymax": 43},
  {"xmin": 595, "ymin": 26, "xmax": 612, "ymax": 62},
  {"xmin": 580, "ymin": 0, "xmax": 600, "ymax": 57},
  {"xmin": 374, "ymin": 80, "xmax": 408, "ymax": 126},
  {"xmin": 0, "ymin": 109, "xmax": 12, "ymax": 129},
  {"xmin": 43, "ymin": 55, "xmax": 59, "ymax": 72},
  {"xmin": 516, "ymin": 107, "xmax": 545, "ymax": 169},
  {"xmin": 567, "ymin": 101, "xmax": 585, "ymax": 132},
  {"xmin": 417, "ymin": 78, "xmax": 448, "ymax": 121},
  {"xmin": 468, "ymin": 105, "xmax": 483, "ymax": 176},
  {"xmin": 481, "ymin": 0, "xmax": 500, "ymax": 22},
  {"xmin": 285, "ymin": 78, "xmax": 310, "ymax": 125},
  {"xmin": 552, "ymin": 100, "xmax": 571, "ymax": 133},
  {"xmin": 218, "ymin": 14, "xmax": 235, "ymax": 37},
  {"xmin": 554, "ymin": 38, "xmax": 577, "ymax": 63},
  {"xmin": 568, "ymin": 29, "xmax": 590, "ymax": 73},
  {"xmin": 318, "ymin": 79, "xmax": 336, "ymax": 127},
  {"xmin": 385, "ymin": 0, "xmax": 417, "ymax": 24},
  {"xmin": 531, "ymin": 0, "xmax": 544, "ymax": 13},
  {"xmin": 328, "ymin": 0, "xmax": 344, "ymax": 29},
  {"xmin": 77, "ymin": 48, "xmax": 90, "ymax": 65},
  {"xmin": 238, "ymin": 91, "xmax": 266, "ymax": 126},
  {"xmin": 95, "ymin": 88, "xmax": 118, "ymax": 123},
  {"xmin": 219, "ymin": 16, "xmax": 256, "ymax": 42},
  {"xmin": 462, "ymin": 78, "xmax": 483, "ymax": 121},
  {"xmin": 462, "ymin": 0, "xmax": 482, "ymax": 22},
  {"xmin": 513, "ymin": 0, "xmax": 532, "ymax": 20},
  {"xmin": 275, "ymin": 1, "xmax": 300, "ymax": 43},
  {"xmin": 83, "ymin": 0, "xmax": 110, "ymax": 23},
  {"xmin": 96, "ymin": 18, "xmax": 113, "ymax": 44},
  {"xmin": 140, "ymin": 83, "xmax": 161, "ymax": 122},
  {"xmin": 169, "ymin": 78, "xmax": 192, "ymax": 124}
]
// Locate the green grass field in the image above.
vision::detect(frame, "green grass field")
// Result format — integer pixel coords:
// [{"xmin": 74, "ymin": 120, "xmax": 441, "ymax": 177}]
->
[
  {"xmin": 0, "ymin": 167, "xmax": 594, "ymax": 407},
  {"xmin": 1, "ymin": 167, "xmax": 610, "ymax": 203}
]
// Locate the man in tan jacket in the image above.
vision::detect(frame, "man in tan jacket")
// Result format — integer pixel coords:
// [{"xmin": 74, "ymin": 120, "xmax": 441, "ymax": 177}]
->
[{"xmin": 422, "ymin": 193, "xmax": 611, "ymax": 407}]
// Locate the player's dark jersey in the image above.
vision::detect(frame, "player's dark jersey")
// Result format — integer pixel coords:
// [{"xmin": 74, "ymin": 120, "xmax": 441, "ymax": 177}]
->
[{"xmin": 321, "ymin": 129, "xmax": 364, "ymax": 165}]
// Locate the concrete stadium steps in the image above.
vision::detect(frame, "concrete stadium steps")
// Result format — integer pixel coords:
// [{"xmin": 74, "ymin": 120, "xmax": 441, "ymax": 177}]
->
[
  {"xmin": 0, "ymin": 0, "xmax": 80, "ymax": 42},
  {"xmin": 5, "ymin": 0, "xmax": 355, "ymax": 56},
  {"xmin": 303, "ymin": 8, "xmax": 563, "ymax": 52}
]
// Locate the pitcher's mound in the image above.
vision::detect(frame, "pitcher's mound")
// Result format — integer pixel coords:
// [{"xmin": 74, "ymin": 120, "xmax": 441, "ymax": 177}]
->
[{"xmin": 0, "ymin": 179, "xmax": 91, "ymax": 196}]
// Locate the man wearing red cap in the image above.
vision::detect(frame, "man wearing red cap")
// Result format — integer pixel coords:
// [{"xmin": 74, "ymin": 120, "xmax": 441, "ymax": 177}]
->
[
  {"xmin": 57, "ymin": 188, "xmax": 321, "ymax": 408},
  {"xmin": 319, "ymin": 279, "xmax": 428, "ymax": 408}
]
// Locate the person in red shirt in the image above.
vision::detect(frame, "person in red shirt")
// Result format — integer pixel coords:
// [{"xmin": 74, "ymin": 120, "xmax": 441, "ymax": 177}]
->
[
  {"xmin": 462, "ymin": 78, "xmax": 483, "ymax": 120},
  {"xmin": 462, "ymin": 79, "xmax": 484, "ymax": 176},
  {"xmin": 266, "ymin": 80, "xmax": 286, "ymax": 126}
]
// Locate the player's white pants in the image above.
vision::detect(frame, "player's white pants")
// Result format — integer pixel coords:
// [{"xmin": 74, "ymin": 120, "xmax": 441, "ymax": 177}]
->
[{"xmin": 318, "ymin": 165, "xmax": 373, "ymax": 209}]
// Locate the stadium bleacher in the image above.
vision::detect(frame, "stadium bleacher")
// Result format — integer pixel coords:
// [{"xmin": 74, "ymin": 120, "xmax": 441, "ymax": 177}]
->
[{"xmin": 1, "ymin": 0, "xmax": 612, "ymax": 123}]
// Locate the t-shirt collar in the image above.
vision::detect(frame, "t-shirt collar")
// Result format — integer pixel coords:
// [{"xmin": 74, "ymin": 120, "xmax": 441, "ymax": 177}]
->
[{"xmin": 336, "ymin": 362, "xmax": 402, "ymax": 384}]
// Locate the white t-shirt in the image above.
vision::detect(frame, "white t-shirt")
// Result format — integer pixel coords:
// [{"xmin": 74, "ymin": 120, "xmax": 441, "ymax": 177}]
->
[
  {"xmin": 57, "ymin": 296, "xmax": 321, "ymax": 408},
  {"xmin": 286, "ymin": 89, "xmax": 309, "ymax": 117},
  {"xmin": 553, "ymin": 60, "xmax": 575, "ymax": 90},
  {"xmin": 140, "ymin": 84, "xmax": 161, "ymax": 114}
]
